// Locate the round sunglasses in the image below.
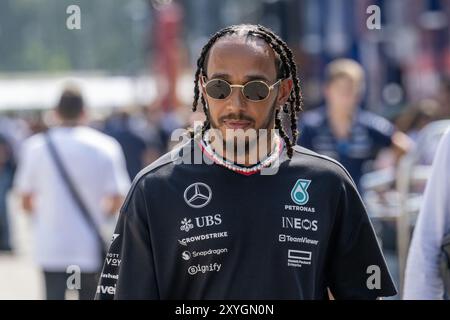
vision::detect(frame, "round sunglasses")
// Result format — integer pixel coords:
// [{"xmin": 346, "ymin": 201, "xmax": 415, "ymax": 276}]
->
[{"xmin": 202, "ymin": 76, "xmax": 282, "ymax": 102}]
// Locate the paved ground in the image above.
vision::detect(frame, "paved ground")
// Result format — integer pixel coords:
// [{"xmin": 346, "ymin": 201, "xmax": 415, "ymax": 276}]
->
[{"xmin": 0, "ymin": 194, "xmax": 43, "ymax": 299}]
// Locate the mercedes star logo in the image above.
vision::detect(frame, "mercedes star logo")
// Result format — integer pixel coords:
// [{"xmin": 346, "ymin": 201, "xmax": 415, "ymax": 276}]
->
[{"xmin": 183, "ymin": 182, "xmax": 212, "ymax": 208}]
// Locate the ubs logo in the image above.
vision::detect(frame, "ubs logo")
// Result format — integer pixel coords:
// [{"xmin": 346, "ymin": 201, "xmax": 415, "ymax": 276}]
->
[{"xmin": 180, "ymin": 214, "xmax": 222, "ymax": 233}]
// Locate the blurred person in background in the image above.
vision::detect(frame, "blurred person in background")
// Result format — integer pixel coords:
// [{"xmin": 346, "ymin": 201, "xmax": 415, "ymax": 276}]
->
[
  {"xmin": 131, "ymin": 105, "xmax": 168, "ymax": 166},
  {"xmin": 298, "ymin": 59, "xmax": 412, "ymax": 188},
  {"xmin": 395, "ymin": 99, "xmax": 439, "ymax": 143},
  {"xmin": 395, "ymin": 99, "xmax": 440, "ymax": 166},
  {"xmin": 13, "ymin": 86, "xmax": 130, "ymax": 300},
  {"xmin": 436, "ymin": 76, "xmax": 450, "ymax": 120},
  {"xmin": 0, "ymin": 114, "xmax": 31, "ymax": 160},
  {"xmin": 403, "ymin": 128, "xmax": 450, "ymax": 299},
  {"xmin": 145, "ymin": 102, "xmax": 186, "ymax": 153},
  {"xmin": 102, "ymin": 109, "xmax": 147, "ymax": 180},
  {"xmin": 0, "ymin": 134, "xmax": 15, "ymax": 252},
  {"xmin": 392, "ymin": 76, "xmax": 450, "ymax": 169}
]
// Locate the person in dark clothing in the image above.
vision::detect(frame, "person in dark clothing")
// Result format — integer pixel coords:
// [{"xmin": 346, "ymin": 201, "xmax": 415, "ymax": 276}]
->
[
  {"xmin": 0, "ymin": 134, "xmax": 15, "ymax": 252},
  {"xmin": 298, "ymin": 59, "xmax": 411, "ymax": 188},
  {"xmin": 96, "ymin": 24, "xmax": 397, "ymax": 300},
  {"xmin": 103, "ymin": 111, "xmax": 147, "ymax": 180}
]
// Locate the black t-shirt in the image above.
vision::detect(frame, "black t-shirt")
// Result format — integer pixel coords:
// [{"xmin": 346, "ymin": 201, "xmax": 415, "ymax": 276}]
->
[{"xmin": 95, "ymin": 137, "xmax": 397, "ymax": 300}]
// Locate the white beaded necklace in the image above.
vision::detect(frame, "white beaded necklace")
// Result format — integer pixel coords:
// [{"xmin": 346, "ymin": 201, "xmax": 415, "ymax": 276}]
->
[{"xmin": 199, "ymin": 131, "xmax": 283, "ymax": 174}]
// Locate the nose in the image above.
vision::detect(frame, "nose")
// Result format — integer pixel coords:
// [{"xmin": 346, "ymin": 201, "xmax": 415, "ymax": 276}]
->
[{"xmin": 224, "ymin": 86, "xmax": 247, "ymax": 113}]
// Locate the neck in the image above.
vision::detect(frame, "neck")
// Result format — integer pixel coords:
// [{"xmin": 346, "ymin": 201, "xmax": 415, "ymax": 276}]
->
[
  {"xmin": 327, "ymin": 104, "xmax": 352, "ymax": 119},
  {"xmin": 207, "ymin": 130, "xmax": 277, "ymax": 167},
  {"xmin": 59, "ymin": 120, "xmax": 82, "ymax": 127},
  {"xmin": 327, "ymin": 105, "xmax": 353, "ymax": 139}
]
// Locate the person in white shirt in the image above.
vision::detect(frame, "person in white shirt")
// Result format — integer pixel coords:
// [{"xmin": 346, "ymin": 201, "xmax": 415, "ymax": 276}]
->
[
  {"xmin": 14, "ymin": 86, "xmax": 130, "ymax": 300},
  {"xmin": 403, "ymin": 127, "xmax": 450, "ymax": 299}
]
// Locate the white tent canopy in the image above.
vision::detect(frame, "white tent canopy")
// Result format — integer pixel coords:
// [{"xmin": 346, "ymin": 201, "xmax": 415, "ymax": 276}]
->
[{"xmin": 0, "ymin": 74, "xmax": 159, "ymax": 111}]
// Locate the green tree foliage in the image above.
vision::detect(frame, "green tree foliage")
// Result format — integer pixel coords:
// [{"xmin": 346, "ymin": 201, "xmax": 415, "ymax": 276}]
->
[{"xmin": 0, "ymin": 0, "xmax": 148, "ymax": 73}]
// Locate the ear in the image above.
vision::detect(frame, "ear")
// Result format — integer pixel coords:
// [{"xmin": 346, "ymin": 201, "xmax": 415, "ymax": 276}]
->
[{"xmin": 277, "ymin": 78, "xmax": 294, "ymax": 106}]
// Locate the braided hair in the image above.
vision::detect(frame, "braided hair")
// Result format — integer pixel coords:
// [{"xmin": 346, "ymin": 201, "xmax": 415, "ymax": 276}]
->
[{"xmin": 192, "ymin": 24, "xmax": 302, "ymax": 158}]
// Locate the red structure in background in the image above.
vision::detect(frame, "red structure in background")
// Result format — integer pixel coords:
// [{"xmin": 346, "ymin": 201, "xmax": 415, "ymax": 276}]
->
[{"xmin": 152, "ymin": 1, "xmax": 184, "ymax": 113}]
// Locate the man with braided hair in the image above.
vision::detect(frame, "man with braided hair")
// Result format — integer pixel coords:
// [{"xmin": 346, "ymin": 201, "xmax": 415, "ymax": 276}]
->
[{"xmin": 95, "ymin": 24, "xmax": 397, "ymax": 300}]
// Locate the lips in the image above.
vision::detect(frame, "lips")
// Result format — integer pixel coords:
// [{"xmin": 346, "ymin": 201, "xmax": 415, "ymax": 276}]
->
[{"xmin": 222, "ymin": 119, "xmax": 252, "ymax": 130}]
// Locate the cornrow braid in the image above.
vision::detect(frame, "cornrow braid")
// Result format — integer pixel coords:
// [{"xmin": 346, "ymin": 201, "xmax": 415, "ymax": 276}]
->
[
  {"xmin": 191, "ymin": 24, "xmax": 303, "ymax": 158},
  {"xmin": 255, "ymin": 25, "xmax": 302, "ymax": 143},
  {"xmin": 275, "ymin": 109, "xmax": 294, "ymax": 159},
  {"xmin": 246, "ymin": 27, "xmax": 301, "ymax": 144},
  {"xmin": 192, "ymin": 26, "xmax": 235, "ymax": 113},
  {"xmin": 257, "ymin": 25, "xmax": 302, "ymax": 113}
]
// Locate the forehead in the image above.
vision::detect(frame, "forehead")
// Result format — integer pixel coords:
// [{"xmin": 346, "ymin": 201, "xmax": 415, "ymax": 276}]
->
[{"xmin": 206, "ymin": 35, "xmax": 278, "ymax": 82}]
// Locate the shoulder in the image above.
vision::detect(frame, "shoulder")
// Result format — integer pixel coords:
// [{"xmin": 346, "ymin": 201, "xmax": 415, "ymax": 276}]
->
[
  {"xmin": 434, "ymin": 128, "xmax": 450, "ymax": 164},
  {"xmin": 440, "ymin": 128, "xmax": 450, "ymax": 147},
  {"xmin": 20, "ymin": 133, "xmax": 46, "ymax": 154},
  {"xmin": 358, "ymin": 110, "xmax": 394, "ymax": 135},
  {"xmin": 79, "ymin": 127, "xmax": 121, "ymax": 148},
  {"xmin": 76, "ymin": 127, "xmax": 125, "ymax": 158},
  {"xmin": 290, "ymin": 144, "xmax": 356, "ymax": 187},
  {"xmin": 120, "ymin": 138, "xmax": 193, "ymax": 212}
]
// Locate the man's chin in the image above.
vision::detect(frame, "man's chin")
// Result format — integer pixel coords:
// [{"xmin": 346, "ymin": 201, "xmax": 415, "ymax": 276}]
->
[
  {"xmin": 222, "ymin": 127, "xmax": 256, "ymax": 142},
  {"xmin": 208, "ymin": 127, "xmax": 272, "ymax": 142},
  {"xmin": 206, "ymin": 126, "xmax": 274, "ymax": 161}
]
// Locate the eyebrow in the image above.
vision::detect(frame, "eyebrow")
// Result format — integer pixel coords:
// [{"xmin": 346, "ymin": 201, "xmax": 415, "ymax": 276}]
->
[{"xmin": 209, "ymin": 73, "xmax": 271, "ymax": 83}]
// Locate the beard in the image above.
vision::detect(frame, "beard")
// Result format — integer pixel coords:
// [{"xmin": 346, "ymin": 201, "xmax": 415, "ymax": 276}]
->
[{"xmin": 206, "ymin": 99, "xmax": 278, "ymax": 162}]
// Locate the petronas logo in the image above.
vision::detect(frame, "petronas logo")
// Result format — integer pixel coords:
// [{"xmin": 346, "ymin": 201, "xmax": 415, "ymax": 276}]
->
[{"xmin": 291, "ymin": 179, "xmax": 311, "ymax": 205}]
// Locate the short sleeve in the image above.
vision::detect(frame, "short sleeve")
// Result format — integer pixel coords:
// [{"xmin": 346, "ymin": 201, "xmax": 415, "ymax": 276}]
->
[
  {"xmin": 95, "ymin": 179, "xmax": 159, "ymax": 300},
  {"xmin": 325, "ymin": 171, "xmax": 398, "ymax": 299},
  {"xmin": 103, "ymin": 142, "xmax": 131, "ymax": 196},
  {"xmin": 13, "ymin": 138, "xmax": 39, "ymax": 194}
]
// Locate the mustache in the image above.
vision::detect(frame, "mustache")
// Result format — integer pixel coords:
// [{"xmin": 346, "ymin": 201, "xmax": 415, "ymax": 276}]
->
[{"xmin": 219, "ymin": 113, "xmax": 254, "ymax": 123}]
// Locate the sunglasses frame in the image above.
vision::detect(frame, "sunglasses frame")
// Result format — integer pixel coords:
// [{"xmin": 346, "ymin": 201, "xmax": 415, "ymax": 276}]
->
[{"xmin": 201, "ymin": 76, "xmax": 283, "ymax": 102}]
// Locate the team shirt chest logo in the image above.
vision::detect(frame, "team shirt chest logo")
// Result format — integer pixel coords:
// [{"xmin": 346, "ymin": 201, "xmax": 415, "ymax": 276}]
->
[
  {"xmin": 184, "ymin": 182, "xmax": 212, "ymax": 208},
  {"xmin": 291, "ymin": 179, "xmax": 311, "ymax": 205},
  {"xmin": 180, "ymin": 214, "xmax": 222, "ymax": 232},
  {"xmin": 180, "ymin": 218, "xmax": 194, "ymax": 232}
]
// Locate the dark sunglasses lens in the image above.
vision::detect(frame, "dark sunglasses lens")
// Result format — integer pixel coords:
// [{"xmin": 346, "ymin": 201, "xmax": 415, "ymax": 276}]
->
[
  {"xmin": 243, "ymin": 82, "xmax": 270, "ymax": 101},
  {"xmin": 205, "ymin": 79, "xmax": 231, "ymax": 99}
]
